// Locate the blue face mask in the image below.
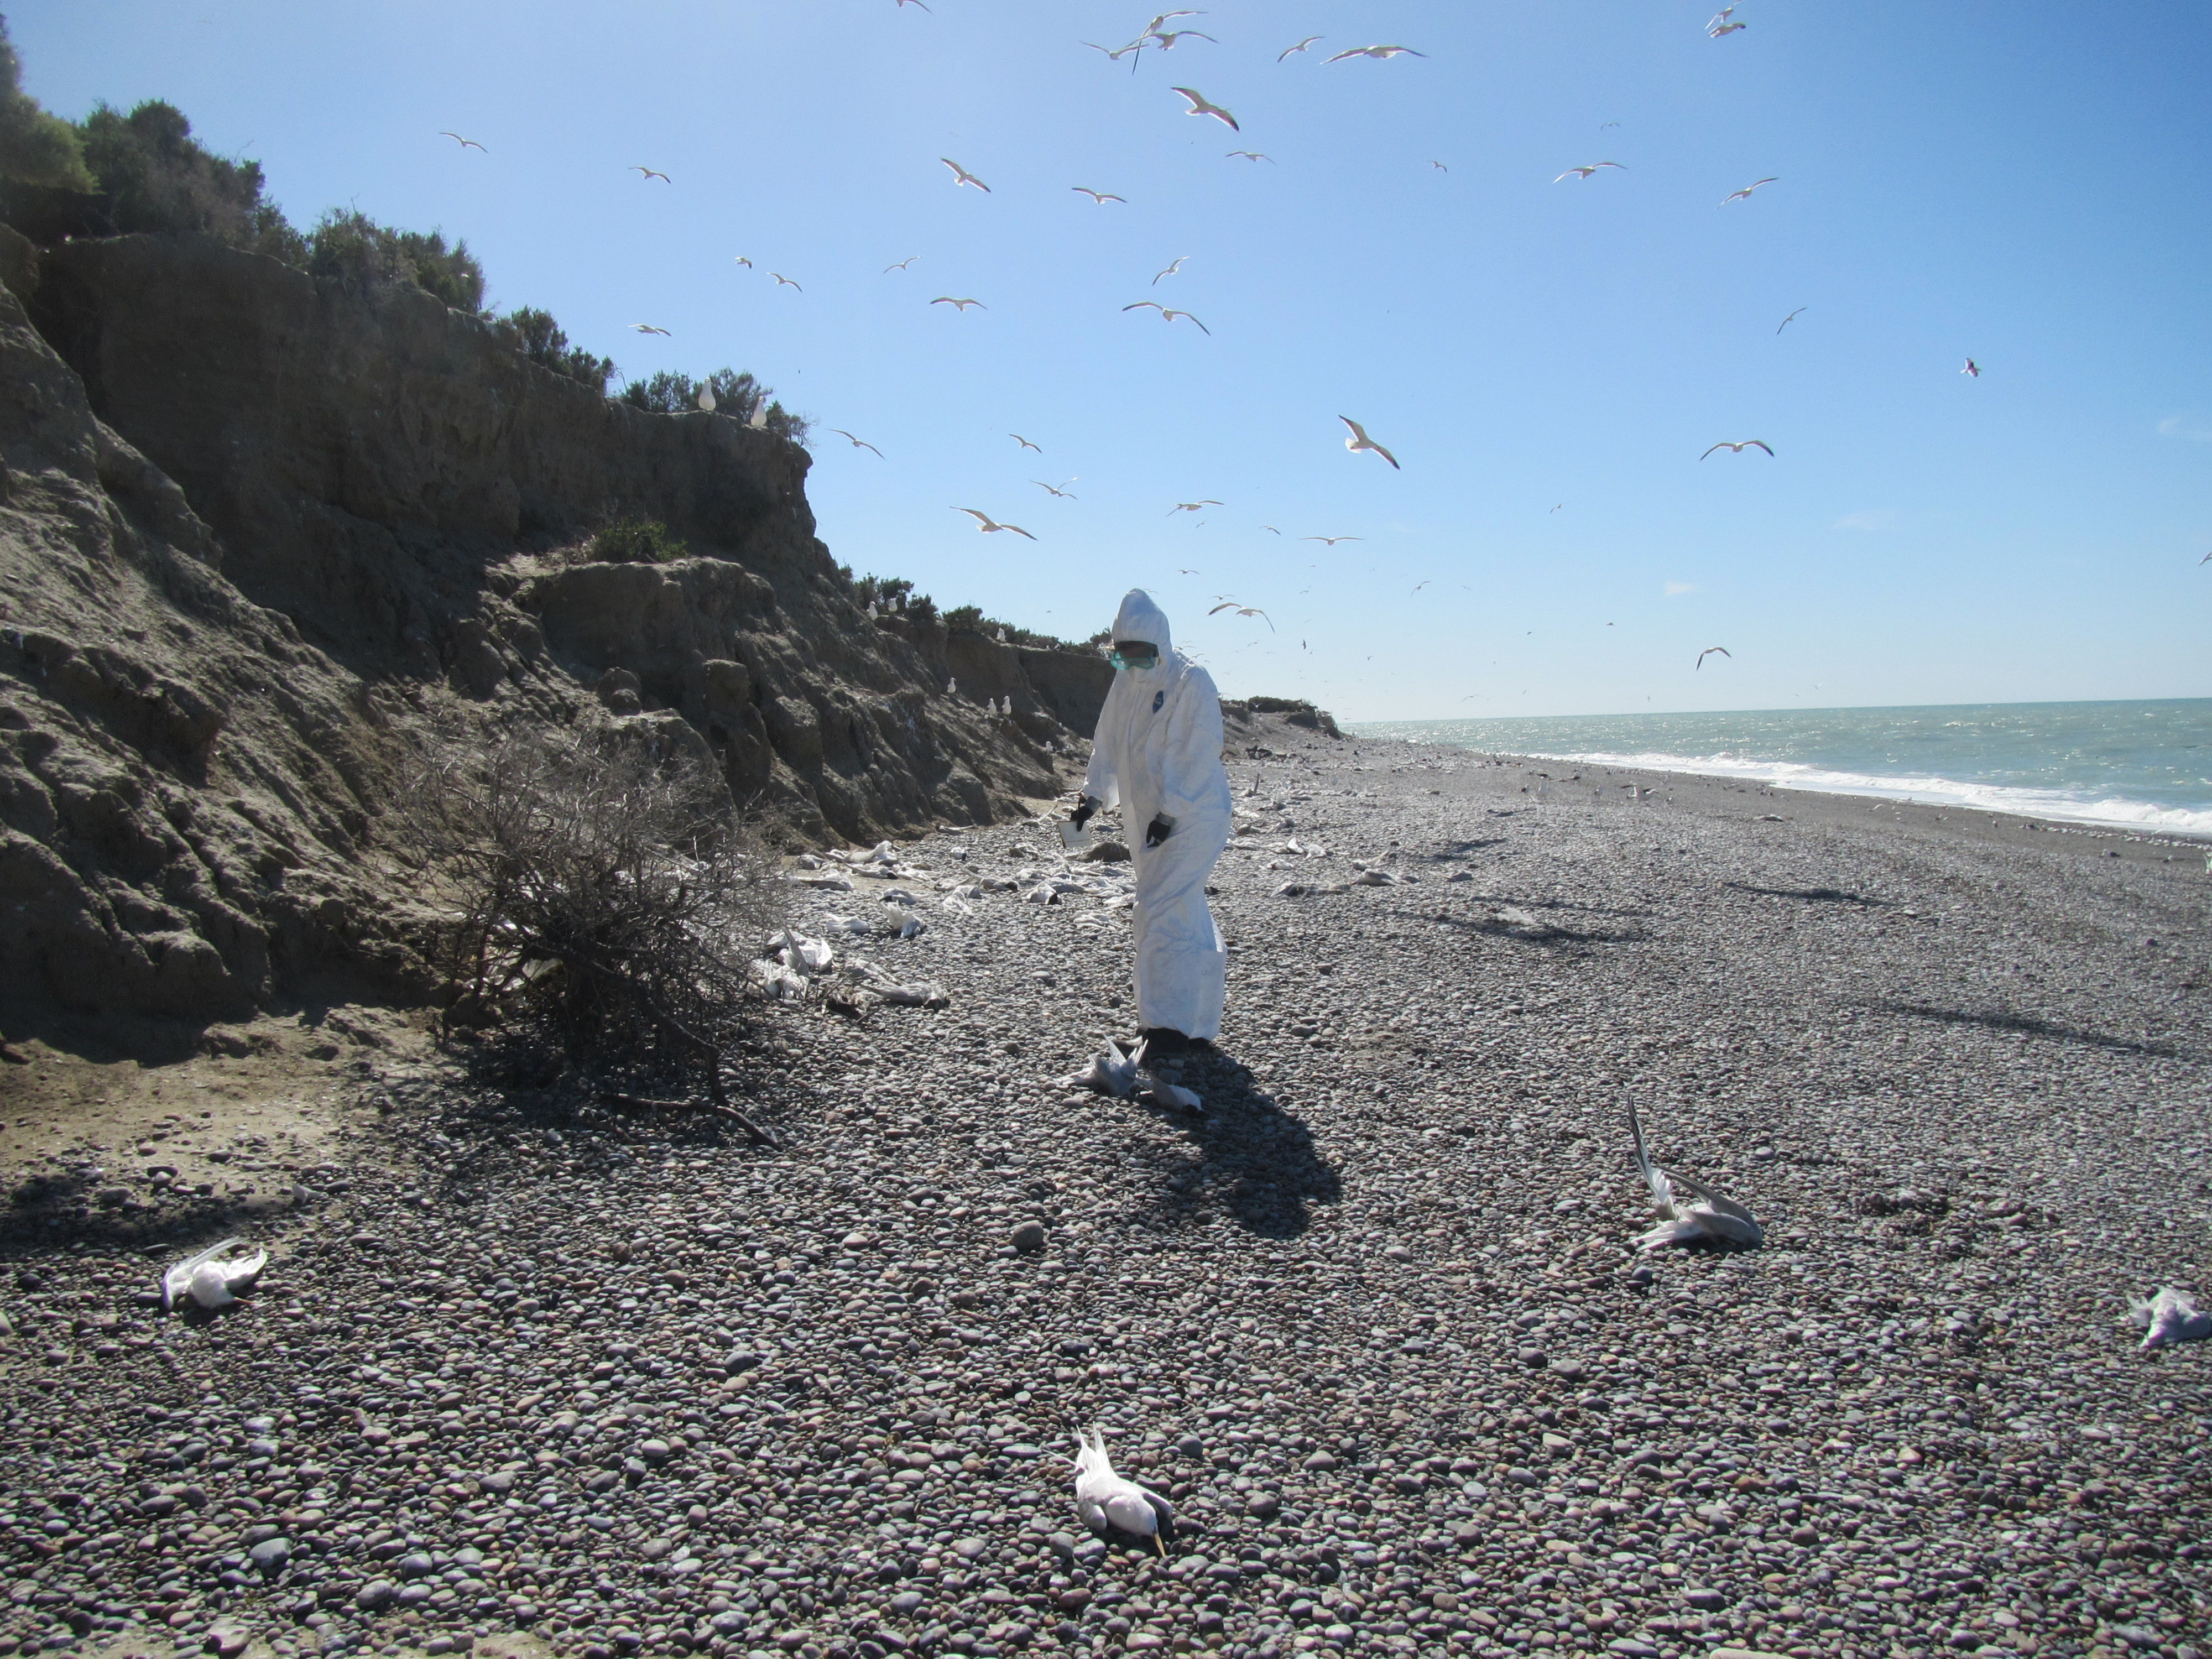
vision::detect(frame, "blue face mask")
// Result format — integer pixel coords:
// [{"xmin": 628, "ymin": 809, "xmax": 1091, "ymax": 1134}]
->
[{"xmin": 1109, "ymin": 644, "xmax": 1160, "ymax": 671}]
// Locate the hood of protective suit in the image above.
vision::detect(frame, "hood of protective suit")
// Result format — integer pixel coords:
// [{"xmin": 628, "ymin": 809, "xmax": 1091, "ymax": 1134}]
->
[{"xmin": 1111, "ymin": 589, "xmax": 1172, "ymax": 661}]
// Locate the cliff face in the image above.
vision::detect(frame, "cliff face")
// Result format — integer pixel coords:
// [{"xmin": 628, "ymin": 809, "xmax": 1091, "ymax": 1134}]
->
[{"xmin": 0, "ymin": 229, "xmax": 1112, "ymax": 1032}]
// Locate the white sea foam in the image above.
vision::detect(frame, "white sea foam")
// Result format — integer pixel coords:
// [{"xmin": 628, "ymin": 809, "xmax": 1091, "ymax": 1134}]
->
[{"xmin": 1521, "ymin": 748, "xmax": 2212, "ymax": 837}]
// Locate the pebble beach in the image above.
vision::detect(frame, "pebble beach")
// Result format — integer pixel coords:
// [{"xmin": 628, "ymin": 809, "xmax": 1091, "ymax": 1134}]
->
[{"xmin": 3, "ymin": 715, "xmax": 2208, "ymax": 1659}]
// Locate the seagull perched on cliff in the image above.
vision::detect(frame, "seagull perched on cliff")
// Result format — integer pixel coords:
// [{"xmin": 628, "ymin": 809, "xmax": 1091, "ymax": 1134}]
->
[
  {"xmin": 1700, "ymin": 439, "xmax": 1772, "ymax": 459},
  {"xmin": 1721, "ymin": 176, "xmax": 1779, "ymax": 204},
  {"xmin": 629, "ymin": 324, "xmax": 672, "ymax": 336},
  {"xmin": 1170, "ymin": 87, "xmax": 1240, "ymax": 130},
  {"xmin": 1339, "ymin": 416, "xmax": 1400, "ymax": 469},
  {"xmin": 1628, "ymin": 1103, "xmax": 1762, "ymax": 1250},
  {"xmin": 162, "ymin": 1237, "xmax": 268, "ymax": 1312},
  {"xmin": 954, "ymin": 508, "xmax": 1036, "ymax": 539},
  {"xmin": 438, "ymin": 132, "xmax": 487, "ymax": 152},
  {"xmin": 2128, "ymin": 1288, "xmax": 2212, "ymax": 1349},
  {"xmin": 940, "ymin": 157, "xmax": 992, "ymax": 191},
  {"xmin": 697, "ymin": 387, "xmax": 716, "ymax": 412},
  {"xmin": 1697, "ymin": 645, "xmax": 1731, "ymax": 669},
  {"xmin": 630, "ymin": 166, "xmax": 671, "ymax": 183},
  {"xmin": 1072, "ymin": 186, "xmax": 1128, "ymax": 204},
  {"xmin": 1123, "ymin": 301, "xmax": 1210, "ymax": 333},
  {"xmin": 1326, "ymin": 44, "xmax": 1427, "ymax": 62},
  {"xmin": 1555, "ymin": 161, "xmax": 1625, "ymax": 181},
  {"xmin": 1072, "ymin": 1426, "xmax": 1174, "ymax": 1552}
]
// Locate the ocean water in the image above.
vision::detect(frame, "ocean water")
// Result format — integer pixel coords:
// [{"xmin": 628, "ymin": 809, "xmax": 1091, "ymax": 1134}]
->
[{"xmin": 1345, "ymin": 699, "xmax": 2212, "ymax": 837}]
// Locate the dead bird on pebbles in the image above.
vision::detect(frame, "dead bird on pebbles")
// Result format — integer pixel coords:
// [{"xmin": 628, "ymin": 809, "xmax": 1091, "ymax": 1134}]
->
[
  {"xmin": 2129, "ymin": 1287, "xmax": 2212, "ymax": 1349},
  {"xmin": 1629, "ymin": 1101, "xmax": 1763, "ymax": 1250},
  {"xmin": 1071, "ymin": 1424, "xmax": 1175, "ymax": 1553},
  {"xmin": 161, "ymin": 1237, "xmax": 267, "ymax": 1312},
  {"xmin": 1076, "ymin": 1037, "xmax": 1145, "ymax": 1098}
]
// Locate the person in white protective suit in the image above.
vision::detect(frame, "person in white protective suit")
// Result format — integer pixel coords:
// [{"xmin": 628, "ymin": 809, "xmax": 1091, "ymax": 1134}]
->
[{"xmin": 1071, "ymin": 589, "xmax": 1234, "ymax": 1053}]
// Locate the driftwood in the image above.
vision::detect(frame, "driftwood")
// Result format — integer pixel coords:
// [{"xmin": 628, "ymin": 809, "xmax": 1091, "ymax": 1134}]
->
[{"xmin": 597, "ymin": 1089, "xmax": 778, "ymax": 1147}]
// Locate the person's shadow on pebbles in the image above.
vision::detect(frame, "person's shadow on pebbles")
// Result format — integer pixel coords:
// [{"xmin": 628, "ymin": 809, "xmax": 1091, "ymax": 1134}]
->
[{"xmin": 1136, "ymin": 1051, "xmax": 1341, "ymax": 1238}]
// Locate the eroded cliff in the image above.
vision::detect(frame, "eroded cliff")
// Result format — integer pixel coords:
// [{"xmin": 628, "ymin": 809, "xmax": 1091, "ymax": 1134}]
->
[{"xmin": 0, "ymin": 228, "xmax": 1112, "ymax": 1034}]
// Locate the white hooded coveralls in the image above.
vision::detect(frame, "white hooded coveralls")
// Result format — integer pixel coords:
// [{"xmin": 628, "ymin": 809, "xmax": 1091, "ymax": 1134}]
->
[{"xmin": 1083, "ymin": 589, "xmax": 1234, "ymax": 1040}]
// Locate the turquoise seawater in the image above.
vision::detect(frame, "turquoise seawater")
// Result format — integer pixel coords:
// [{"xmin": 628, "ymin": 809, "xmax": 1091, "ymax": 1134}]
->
[{"xmin": 1345, "ymin": 699, "xmax": 2212, "ymax": 837}]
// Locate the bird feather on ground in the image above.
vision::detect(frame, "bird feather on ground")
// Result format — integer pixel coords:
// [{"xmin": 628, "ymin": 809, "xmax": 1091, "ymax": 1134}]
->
[
  {"xmin": 2128, "ymin": 1287, "xmax": 2212, "ymax": 1349},
  {"xmin": 1628, "ymin": 1102, "xmax": 1764, "ymax": 1249},
  {"xmin": 161, "ymin": 1238, "xmax": 268, "ymax": 1312},
  {"xmin": 1071, "ymin": 1425, "xmax": 1175, "ymax": 1551}
]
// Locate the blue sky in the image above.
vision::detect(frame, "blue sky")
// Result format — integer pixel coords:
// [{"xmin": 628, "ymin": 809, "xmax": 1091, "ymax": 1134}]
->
[{"xmin": 18, "ymin": 0, "xmax": 2211, "ymax": 721}]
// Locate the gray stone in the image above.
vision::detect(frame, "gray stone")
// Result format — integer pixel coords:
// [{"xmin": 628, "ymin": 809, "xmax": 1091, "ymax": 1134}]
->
[
  {"xmin": 1010, "ymin": 1220, "xmax": 1047, "ymax": 1253},
  {"xmin": 354, "ymin": 1582, "xmax": 398, "ymax": 1611},
  {"xmin": 247, "ymin": 1537, "xmax": 291, "ymax": 1570}
]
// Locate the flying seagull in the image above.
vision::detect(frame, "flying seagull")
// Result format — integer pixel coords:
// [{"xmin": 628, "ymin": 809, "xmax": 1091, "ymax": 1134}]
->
[
  {"xmin": 1555, "ymin": 161, "xmax": 1626, "ymax": 181},
  {"xmin": 1301, "ymin": 535, "xmax": 1362, "ymax": 546},
  {"xmin": 1033, "ymin": 479, "xmax": 1078, "ymax": 498},
  {"xmin": 1011, "ymin": 434, "xmax": 1042, "ymax": 451},
  {"xmin": 829, "ymin": 430, "xmax": 884, "ymax": 457},
  {"xmin": 438, "ymin": 132, "xmax": 487, "ymax": 152},
  {"xmin": 770, "ymin": 272, "xmax": 802, "ymax": 290},
  {"xmin": 1339, "ymin": 416, "xmax": 1400, "ymax": 469},
  {"xmin": 1431, "ymin": 160, "xmax": 1449, "ymax": 171},
  {"xmin": 895, "ymin": 0, "xmax": 930, "ymax": 8},
  {"xmin": 1776, "ymin": 306, "xmax": 1806, "ymax": 333},
  {"xmin": 1170, "ymin": 87, "xmax": 1239, "ymax": 130},
  {"xmin": 932, "ymin": 296, "xmax": 986, "ymax": 310},
  {"xmin": 1696, "ymin": 646, "xmax": 1732, "ymax": 669},
  {"xmin": 1279, "ymin": 35, "xmax": 1323, "ymax": 60},
  {"xmin": 1123, "ymin": 301, "xmax": 1210, "ymax": 333},
  {"xmin": 884, "ymin": 256, "xmax": 918, "ymax": 272},
  {"xmin": 1209, "ymin": 602, "xmax": 1272, "ymax": 629},
  {"xmin": 1152, "ymin": 255, "xmax": 1188, "ymax": 284},
  {"xmin": 1961, "ymin": 358, "xmax": 1981, "ymax": 377},
  {"xmin": 733, "ymin": 255, "xmax": 753, "ymax": 269},
  {"xmin": 629, "ymin": 324, "xmax": 671, "ymax": 336},
  {"xmin": 1149, "ymin": 29, "xmax": 1215, "ymax": 49},
  {"xmin": 1169, "ymin": 500, "xmax": 1222, "ymax": 514},
  {"xmin": 940, "ymin": 157, "xmax": 992, "ymax": 191},
  {"xmin": 1700, "ymin": 439, "xmax": 1773, "ymax": 459},
  {"xmin": 1072, "ymin": 186, "xmax": 1127, "ymax": 204},
  {"xmin": 1708, "ymin": 6, "xmax": 1746, "ymax": 36},
  {"xmin": 631, "ymin": 166, "xmax": 671, "ymax": 182},
  {"xmin": 1085, "ymin": 39, "xmax": 1147, "ymax": 62},
  {"xmin": 955, "ymin": 508, "xmax": 1036, "ymax": 539},
  {"xmin": 1226, "ymin": 149, "xmax": 1272, "ymax": 162},
  {"xmin": 1325, "ymin": 44, "xmax": 1427, "ymax": 62},
  {"xmin": 1629, "ymin": 1101, "xmax": 1763, "ymax": 1249},
  {"xmin": 1721, "ymin": 176, "xmax": 1779, "ymax": 204}
]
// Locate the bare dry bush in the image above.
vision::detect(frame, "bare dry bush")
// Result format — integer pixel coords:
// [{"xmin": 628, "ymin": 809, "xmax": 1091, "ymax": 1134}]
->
[{"xmin": 403, "ymin": 721, "xmax": 780, "ymax": 1121}]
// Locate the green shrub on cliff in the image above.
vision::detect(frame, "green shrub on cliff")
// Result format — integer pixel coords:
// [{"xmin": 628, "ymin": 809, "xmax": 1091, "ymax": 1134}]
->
[
  {"xmin": 494, "ymin": 307, "xmax": 617, "ymax": 393},
  {"xmin": 0, "ymin": 19, "xmax": 90, "ymax": 190},
  {"xmin": 306, "ymin": 207, "xmax": 483, "ymax": 311},
  {"xmin": 70, "ymin": 100, "xmax": 304, "ymax": 260},
  {"xmin": 617, "ymin": 367, "xmax": 809, "ymax": 442},
  {"xmin": 587, "ymin": 518, "xmax": 687, "ymax": 565}
]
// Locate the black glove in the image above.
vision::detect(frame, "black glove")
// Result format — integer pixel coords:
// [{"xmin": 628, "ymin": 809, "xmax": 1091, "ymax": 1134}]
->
[
  {"xmin": 1071, "ymin": 796, "xmax": 1098, "ymax": 830},
  {"xmin": 1145, "ymin": 817, "xmax": 1173, "ymax": 848}
]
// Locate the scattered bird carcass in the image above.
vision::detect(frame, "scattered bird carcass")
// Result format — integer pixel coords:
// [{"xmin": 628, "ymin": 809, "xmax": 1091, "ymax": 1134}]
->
[
  {"xmin": 1071, "ymin": 1425, "xmax": 1176, "ymax": 1553},
  {"xmin": 1074, "ymin": 1037, "xmax": 1145, "ymax": 1099},
  {"xmin": 2128, "ymin": 1288, "xmax": 2212, "ymax": 1349},
  {"xmin": 1628, "ymin": 1102, "xmax": 1764, "ymax": 1250},
  {"xmin": 161, "ymin": 1237, "xmax": 268, "ymax": 1313}
]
